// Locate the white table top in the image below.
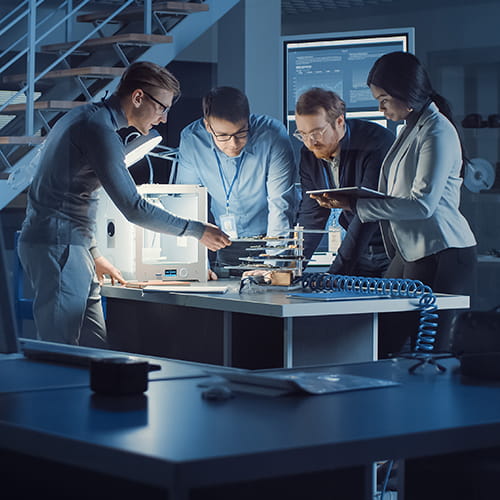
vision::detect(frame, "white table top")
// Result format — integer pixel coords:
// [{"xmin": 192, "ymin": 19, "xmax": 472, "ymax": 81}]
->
[{"xmin": 102, "ymin": 281, "xmax": 470, "ymax": 318}]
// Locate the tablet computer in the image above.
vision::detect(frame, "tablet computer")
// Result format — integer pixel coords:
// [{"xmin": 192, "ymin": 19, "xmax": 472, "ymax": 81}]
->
[{"xmin": 306, "ymin": 186, "xmax": 386, "ymax": 198}]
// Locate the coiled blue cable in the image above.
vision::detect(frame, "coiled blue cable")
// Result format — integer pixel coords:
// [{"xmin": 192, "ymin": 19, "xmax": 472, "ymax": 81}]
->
[{"xmin": 302, "ymin": 273, "xmax": 439, "ymax": 354}]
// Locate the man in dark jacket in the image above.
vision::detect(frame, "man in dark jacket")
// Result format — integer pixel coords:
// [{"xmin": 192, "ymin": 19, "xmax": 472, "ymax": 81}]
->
[{"xmin": 295, "ymin": 87, "xmax": 394, "ymax": 276}]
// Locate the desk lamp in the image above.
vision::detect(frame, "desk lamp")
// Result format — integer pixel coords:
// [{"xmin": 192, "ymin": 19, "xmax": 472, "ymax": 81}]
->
[{"xmin": 124, "ymin": 129, "xmax": 162, "ymax": 168}]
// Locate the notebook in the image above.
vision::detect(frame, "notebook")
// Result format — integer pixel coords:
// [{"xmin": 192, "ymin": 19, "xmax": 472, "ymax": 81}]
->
[
  {"xmin": 288, "ymin": 291, "xmax": 391, "ymax": 301},
  {"xmin": 207, "ymin": 369, "xmax": 399, "ymax": 396},
  {"xmin": 143, "ymin": 285, "xmax": 228, "ymax": 294},
  {"xmin": 124, "ymin": 280, "xmax": 190, "ymax": 289}
]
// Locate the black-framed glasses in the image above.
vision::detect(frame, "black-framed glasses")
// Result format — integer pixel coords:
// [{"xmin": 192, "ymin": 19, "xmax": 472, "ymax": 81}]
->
[
  {"xmin": 207, "ymin": 121, "xmax": 249, "ymax": 142},
  {"xmin": 293, "ymin": 124, "xmax": 330, "ymax": 143},
  {"xmin": 142, "ymin": 90, "xmax": 170, "ymax": 116}
]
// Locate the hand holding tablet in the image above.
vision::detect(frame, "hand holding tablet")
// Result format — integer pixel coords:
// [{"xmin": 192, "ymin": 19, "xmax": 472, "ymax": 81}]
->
[
  {"xmin": 306, "ymin": 186, "xmax": 386, "ymax": 198},
  {"xmin": 306, "ymin": 186, "xmax": 387, "ymax": 210}
]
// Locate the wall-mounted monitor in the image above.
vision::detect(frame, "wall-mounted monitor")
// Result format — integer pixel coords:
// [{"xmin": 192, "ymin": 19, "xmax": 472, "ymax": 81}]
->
[{"xmin": 282, "ymin": 27, "xmax": 415, "ymax": 135}]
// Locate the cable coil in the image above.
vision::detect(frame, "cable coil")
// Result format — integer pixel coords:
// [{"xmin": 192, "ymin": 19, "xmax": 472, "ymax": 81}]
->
[{"xmin": 301, "ymin": 273, "xmax": 439, "ymax": 353}]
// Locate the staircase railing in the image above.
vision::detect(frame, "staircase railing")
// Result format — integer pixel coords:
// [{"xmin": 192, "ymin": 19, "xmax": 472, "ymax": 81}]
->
[
  {"xmin": 0, "ymin": 0, "xmax": 240, "ymax": 210},
  {"xmin": 0, "ymin": 0, "xmax": 138, "ymax": 138}
]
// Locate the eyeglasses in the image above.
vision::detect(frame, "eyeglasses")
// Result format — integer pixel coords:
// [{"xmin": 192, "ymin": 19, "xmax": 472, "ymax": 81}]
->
[
  {"xmin": 142, "ymin": 90, "xmax": 170, "ymax": 116},
  {"xmin": 207, "ymin": 121, "xmax": 249, "ymax": 142},
  {"xmin": 293, "ymin": 124, "xmax": 330, "ymax": 143}
]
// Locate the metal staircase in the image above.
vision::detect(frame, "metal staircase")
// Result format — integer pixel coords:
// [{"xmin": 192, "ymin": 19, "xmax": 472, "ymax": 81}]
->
[{"xmin": 0, "ymin": 0, "xmax": 239, "ymax": 209}]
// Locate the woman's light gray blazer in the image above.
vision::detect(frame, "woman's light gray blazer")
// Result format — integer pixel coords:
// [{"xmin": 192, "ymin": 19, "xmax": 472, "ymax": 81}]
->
[{"xmin": 356, "ymin": 102, "xmax": 476, "ymax": 262}]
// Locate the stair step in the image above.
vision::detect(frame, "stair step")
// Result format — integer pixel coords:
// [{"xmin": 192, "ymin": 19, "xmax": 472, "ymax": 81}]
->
[
  {"xmin": 1, "ymin": 100, "xmax": 86, "ymax": 113},
  {"xmin": 3, "ymin": 66, "xmax": 125, "ymax": 84},
  {"xmin": 41, "ymin": 33, "xmax": 173, "ymax": 53},
  {"xmin": 77, "ymin": 1, "xmax": 208, "ymax": 23},
  {"xmin": 0, "ymin": 136, "xmax": 45, "ymax": 145}
]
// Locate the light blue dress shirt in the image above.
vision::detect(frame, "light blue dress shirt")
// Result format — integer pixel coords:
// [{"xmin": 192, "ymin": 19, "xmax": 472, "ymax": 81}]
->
[{"xmin": 176, "ymin": 114, "xmax": 298, "ymax": 238}]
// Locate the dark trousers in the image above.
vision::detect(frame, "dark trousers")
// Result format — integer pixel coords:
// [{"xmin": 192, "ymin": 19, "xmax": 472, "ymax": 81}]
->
[
  {"xmin": 349, "ymin": 247, "xmax": 390, "ymax": 278},
  {"xmin": 378, "ymin": 245, "xmax": 477, "ymax": 357}
]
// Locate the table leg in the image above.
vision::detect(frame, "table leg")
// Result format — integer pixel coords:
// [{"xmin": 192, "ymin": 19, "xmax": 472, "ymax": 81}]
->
[
  {"xmin": 373, "ymin": 312, "xmax": 379, "ymax": 360},
  {"xmin": 283, "ymin": 317, "xmax": 293, "ymax": 368},
  {"xmin": 223, "ymin": 311, "xmax": 232, "ymax": 367}
]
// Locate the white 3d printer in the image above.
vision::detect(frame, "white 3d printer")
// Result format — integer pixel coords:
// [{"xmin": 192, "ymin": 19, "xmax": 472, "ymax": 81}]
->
[{"xmin": 95, "ymin": 184, "xmax": 208, "ymax": 282}]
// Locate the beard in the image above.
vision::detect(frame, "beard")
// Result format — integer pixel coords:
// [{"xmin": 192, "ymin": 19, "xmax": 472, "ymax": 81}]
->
[{"xmin": 310, "ymin": 144, "xmax": 337, "ymax": 160}]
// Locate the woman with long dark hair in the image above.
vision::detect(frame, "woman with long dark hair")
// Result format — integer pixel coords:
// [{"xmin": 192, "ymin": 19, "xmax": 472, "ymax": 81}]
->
[
  {"xmin": 367, "ymin": 51, "xmax": 477, "ymax": 355},
  {"xmin": 319, "ymin": 51, "xmax": 477, "ymax": 355}
]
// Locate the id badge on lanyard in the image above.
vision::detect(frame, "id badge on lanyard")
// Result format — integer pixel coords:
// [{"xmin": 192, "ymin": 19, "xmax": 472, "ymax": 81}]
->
[
  {"xmin": 217, "ymin": 151, "xmax": 243, "ymax": 240},
  {"xmin": 220, "ymin": 213, "xmax": 238, "ymax": 239}
]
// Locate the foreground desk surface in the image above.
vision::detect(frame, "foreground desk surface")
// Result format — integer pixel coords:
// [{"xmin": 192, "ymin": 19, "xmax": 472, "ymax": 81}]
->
[
  {"xmin": 102, "ymin": 281, "xmax": 469, "ymax": 368},
  {"xmin": 1, "ymin": 356, "xmax": 500, "ymax": 499}
]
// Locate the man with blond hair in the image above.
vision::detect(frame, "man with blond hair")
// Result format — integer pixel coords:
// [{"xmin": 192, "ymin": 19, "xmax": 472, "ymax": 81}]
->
[{"xmin": 18, "ymin": 61, "xmax": 230, "ymax": 346}]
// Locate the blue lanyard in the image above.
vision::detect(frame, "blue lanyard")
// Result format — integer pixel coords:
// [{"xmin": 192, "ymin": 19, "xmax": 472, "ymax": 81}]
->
[
  {"xmin": 215, "ymin": 150, "xmax": 244, "ymax": 213},
  {"xmin": 322, "ymin": 164, "xmax": 331, "ymax": 189}
]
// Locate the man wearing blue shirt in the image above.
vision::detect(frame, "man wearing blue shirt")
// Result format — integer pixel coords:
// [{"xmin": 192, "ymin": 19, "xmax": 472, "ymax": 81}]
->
[
  {"xmin": 18, "ymin": 61, "xmax": 230, "ymax": 347},
  {"xmin": 176, "ymin": 86, "xmax": 297, "ymax": 276}
]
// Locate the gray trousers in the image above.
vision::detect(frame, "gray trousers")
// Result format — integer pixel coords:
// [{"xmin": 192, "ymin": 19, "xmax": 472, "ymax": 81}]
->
[{"xmin": 18, "ymin": 242, "xmax": 106, "ymax": 346}]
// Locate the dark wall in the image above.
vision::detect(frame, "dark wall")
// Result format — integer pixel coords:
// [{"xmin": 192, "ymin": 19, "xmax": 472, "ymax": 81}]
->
[
  {"xmin": 163, "ymin": 60, "xmax": 217, "ymax": 148},
  {"xmin": 126, "ymin": 60, "xmax": 216, "ymax": 185}
]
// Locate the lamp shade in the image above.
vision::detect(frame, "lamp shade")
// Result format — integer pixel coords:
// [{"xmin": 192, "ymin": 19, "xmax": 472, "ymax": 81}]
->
[{"xmin": 124, "ymin": 129, "xmax": 162, "ymax": 168}]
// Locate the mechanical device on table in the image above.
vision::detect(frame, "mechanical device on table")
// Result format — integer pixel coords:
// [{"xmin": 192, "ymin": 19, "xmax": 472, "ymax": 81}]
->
[
  {"xmin": 96, "ymin": 182, "xmax": 334, "ymax": 287},
  {"xmin": 230, "ymin": 225, "xmax": 334, "ymax": 287},
  {"xmin": 95, "ymin": 184, "xmax": 208, "ymax": 282}
]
